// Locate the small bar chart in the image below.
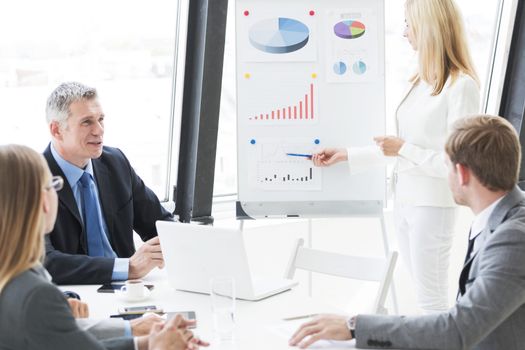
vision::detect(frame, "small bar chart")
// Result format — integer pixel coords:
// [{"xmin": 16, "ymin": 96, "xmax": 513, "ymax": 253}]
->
[
  {"xmin": 260, "ymin": 167, "xmax": 315, "ymax": 184},
  {"xmin": 248, "ymin": 83, "xmax": 316, "ymax": 123},
  {"xmin": 253, "ymin": 140, "xmax": 322, "ymax": 191}
]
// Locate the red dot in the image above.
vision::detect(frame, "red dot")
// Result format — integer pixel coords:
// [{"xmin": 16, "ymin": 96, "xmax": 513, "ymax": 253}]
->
[
  {"xmin": 244, "ymin": 10, "xmax": 249, "ymax": 16},
  {"xmin": 309, "ymin": 10, "xmax": 315, "ymax": 16}
]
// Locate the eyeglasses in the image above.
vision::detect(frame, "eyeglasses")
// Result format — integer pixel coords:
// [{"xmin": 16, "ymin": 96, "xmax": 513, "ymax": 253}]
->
[{"xmin": 46, "ymin": 175, "xmax": 64, "ymax": 192}]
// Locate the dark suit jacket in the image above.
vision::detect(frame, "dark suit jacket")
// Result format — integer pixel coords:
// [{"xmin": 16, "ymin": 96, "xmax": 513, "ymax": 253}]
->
[
  {"xmin": 43, "ymin": 144, "xmax": 173, "ymax": 284},
  {"xmin": 0, "ymin": 266, "xmax": 133, "ymax": 350}
]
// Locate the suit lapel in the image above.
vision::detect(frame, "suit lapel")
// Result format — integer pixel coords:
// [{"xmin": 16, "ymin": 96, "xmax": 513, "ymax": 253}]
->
[
  {"xmin": 394, "ymin": 81, "xmax": 417, "ymax": 136},
  {"xmin": 44, "ymin": 145, "xmax": 83, "ymax": 225},
  {"xmin": 458, "ymin": 186, "xmax": 525, "ymax": 295},
  {"xmin": 44, "ymin": 145, "xmax": 87, "ymax": 252},
  {"xmin": 92, "ymin": 156, "xmax": 115, "ymax": 248}
]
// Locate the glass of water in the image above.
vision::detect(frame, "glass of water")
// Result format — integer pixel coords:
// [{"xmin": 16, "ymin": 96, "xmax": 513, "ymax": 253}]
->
[{"xmin": 210, "ymin": 276, "xmax": 236, "ymax": 341}]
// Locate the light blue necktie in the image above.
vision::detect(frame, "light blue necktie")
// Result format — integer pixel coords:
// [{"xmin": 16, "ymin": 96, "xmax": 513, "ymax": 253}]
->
[{"xmin": 79, "ymin": 172, "xmax": 106, "ymax": 257}]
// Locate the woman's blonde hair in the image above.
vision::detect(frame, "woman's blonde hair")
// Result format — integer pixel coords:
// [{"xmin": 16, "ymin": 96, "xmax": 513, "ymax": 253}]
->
[
  {"xmin": 0, "ymin": 145, "xmax": 48, "ymax": 293},
  {"xmin": 405, "ymin": 0, "xmax": 479, "ymax": 95}
]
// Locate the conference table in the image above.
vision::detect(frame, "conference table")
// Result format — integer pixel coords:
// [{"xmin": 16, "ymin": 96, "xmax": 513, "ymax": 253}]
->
[{"xmin": 60, "ymin": 269, "xmax": 370, "ymax": 350}]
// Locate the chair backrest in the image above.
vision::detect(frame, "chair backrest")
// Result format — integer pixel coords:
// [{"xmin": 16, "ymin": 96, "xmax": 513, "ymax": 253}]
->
[{"xmin": 284, "ymin": 238, "xmax": 398, "ymax": 314}]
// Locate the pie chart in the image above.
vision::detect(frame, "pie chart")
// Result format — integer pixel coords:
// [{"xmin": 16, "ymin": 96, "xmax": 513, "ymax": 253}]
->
[
  {"xmin": 333, "ymin": 62, "xmax": 347, "ymax": 75},
  {"xmin": 249, "ymin": 17, "xmax": 310, "ymax": 54},
  {"xmin": 334, "ymin": 20, "xmax": 366, "ymax": 39},
  {"xmin": 353, "ymin": 60, "xmax": 367, "ymax": 75}
]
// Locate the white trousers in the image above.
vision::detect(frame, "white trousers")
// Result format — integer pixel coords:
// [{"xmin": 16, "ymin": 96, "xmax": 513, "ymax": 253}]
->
[{"xmin": 394, "ymin": 203, "xmax": 457, "ymax": 313}]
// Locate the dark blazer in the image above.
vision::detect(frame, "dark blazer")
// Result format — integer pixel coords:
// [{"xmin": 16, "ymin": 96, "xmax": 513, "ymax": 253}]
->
[
  {"xmin": 356, "ymin": 186, "xmax": 525, "ymax": 349},
  {"xmin": 0, "ymin": 266, "xmax": 133, "ymax": 350},
  {"xmin": 43, "ymin": 144, "xmax": 173, "ymax": 284}
]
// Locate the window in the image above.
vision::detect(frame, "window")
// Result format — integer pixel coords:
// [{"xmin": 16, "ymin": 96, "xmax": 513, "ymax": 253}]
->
[
  {"xmin": 0, "ymin": 0, "xmax": 180, "ymax": 200},
  {"xmin": 214, "ymin": 0, "xmax": 238, "ymax": 197}
]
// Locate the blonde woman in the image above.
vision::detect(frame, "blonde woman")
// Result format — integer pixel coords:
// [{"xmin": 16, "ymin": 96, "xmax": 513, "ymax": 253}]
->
[
  {"xmin": 0, "ymin": 145, "xmax": 206, "ymax": 350},
  {"xmin": 312, "ymin": 0, "xmax": 479, "ymax": 313}
]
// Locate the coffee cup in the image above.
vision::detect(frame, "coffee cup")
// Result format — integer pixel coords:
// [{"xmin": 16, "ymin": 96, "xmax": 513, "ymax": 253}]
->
[{"xmin": 121, "ymin": 279, "xmax": 145, "ymax": 299}]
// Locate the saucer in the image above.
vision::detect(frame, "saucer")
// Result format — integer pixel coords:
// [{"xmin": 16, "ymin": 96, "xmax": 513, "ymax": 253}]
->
[{"xmin": 115, "ymin": 286, "xmax": 151, "ymax": 302}]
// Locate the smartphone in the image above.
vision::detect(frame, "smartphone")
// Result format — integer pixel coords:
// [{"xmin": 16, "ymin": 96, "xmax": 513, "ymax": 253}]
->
[
  {"xmin": 166, "ymin": 311, "xmax": 197, "ymax": 321},
  {"xmin": 166, "ymin": 311, "xmax": 197, "ymax": 328},
  {"xmin": 118, "ymin": 305, "xmax": 162, "ymax": 315},
  {"xmin": 97, "ymin": 283, "xmax": 154, "ymax": 293}
]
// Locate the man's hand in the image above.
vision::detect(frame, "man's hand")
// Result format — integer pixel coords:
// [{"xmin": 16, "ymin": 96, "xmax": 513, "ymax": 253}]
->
[
  {"xmin": 131, "ymin": 314, "xmax": 165, "ymax": 336},
  {"xmin": 374, "ymin": 136, "xmax": 404, "ymax": 157},
  {"xmin": 289, "ymin": 314, "xmax": 352, "ymax": 349},
  {"xmin": 67, "ymin": 298, "xmax": 89, "ymax": 318},
  {"xmin": 311, "ymin": 148, "xmax": 348, "ymax": 167},
  {"xmin": 129, "ymin": 236, "xmax": 165, "ymax": 279}
]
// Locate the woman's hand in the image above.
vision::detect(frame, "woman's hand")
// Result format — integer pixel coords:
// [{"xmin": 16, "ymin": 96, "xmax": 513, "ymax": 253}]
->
[
  {"xmin": 374, "ymin": 136, "xmax": 404, "ymax": 156},
  {"xmin": 146, "ymin": 315, "xmax": 209, "ymax": 350},
  {"xmin": 311, "ymin": 148, "xmax": 348, "ymax": 167},
  {"xmin": 130, "ymin": 313, "xmax": 165, "ymax": 336},
  {"xmin": 67, "ymin": 298, "xmax": 89, "ymax": 318}
]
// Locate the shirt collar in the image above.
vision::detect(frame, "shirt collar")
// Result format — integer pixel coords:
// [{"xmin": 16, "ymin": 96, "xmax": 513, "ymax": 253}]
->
[
  {"xmin": 50, "ymin": 143, "xmax": 94, "ymax": 186},
  {"xmin": 470, "ymin": 196, "xmax": 504, "ymax": 240}
]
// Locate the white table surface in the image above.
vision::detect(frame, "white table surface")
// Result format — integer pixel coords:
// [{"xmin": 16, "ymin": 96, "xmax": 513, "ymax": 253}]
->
[{"xmin": 60, "ymin": 269, "xmax": 366, "ymax": 350}]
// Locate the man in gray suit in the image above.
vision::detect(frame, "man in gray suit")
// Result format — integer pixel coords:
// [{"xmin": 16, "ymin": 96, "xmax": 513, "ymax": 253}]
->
[{"xmin": 289, "ymin": 115, "xmax": 525, "ymax": 350}]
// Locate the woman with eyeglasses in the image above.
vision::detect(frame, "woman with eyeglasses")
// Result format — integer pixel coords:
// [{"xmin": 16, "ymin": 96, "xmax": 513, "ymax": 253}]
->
[
  {"xmin": 311, "ymin": 0, "xmax": 479, "ymax": 313},
  {"xmin": 0, "ymin": 144, "xmax": 206, "ymax": 350}
]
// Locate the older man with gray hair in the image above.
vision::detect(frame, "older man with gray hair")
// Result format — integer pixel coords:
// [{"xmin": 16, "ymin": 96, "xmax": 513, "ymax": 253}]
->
[{"xmin": 43, "ymin": 81, "xmax": 173, "ymax": 285}]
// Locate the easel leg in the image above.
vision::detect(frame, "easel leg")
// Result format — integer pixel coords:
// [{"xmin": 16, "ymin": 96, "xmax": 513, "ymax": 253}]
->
[
  {"xmin": 380, "ymin": 213, "xmax": 399, "ymax": 314},
  {"xmin": 308, "ymin": 218, "xmax": 313, "ymax": 297}
]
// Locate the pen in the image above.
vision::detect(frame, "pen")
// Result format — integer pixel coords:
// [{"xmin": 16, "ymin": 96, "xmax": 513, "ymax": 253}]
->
[
  {"xmin": 110, "ymin": 314, "xmax": 143, "ymax": 320},
  {"xmin": 286, "ymin": 153, "xmax": 313, "ymax": 158},
  {"xmin": 282, "ymin": 314, "xmax": 318, "ymax": 321}
]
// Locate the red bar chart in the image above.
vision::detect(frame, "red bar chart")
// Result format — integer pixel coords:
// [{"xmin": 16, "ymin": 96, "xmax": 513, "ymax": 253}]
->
[{"xmin": 248, "ymin": 83, "xmax": 316, "ymax": 123}]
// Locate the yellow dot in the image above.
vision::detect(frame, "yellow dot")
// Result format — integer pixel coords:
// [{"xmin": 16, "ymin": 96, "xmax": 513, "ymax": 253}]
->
[
  {"xmin": 244, "ymin": 73, "xmax": 251, "ymax": 79},
  {"xmin": 311, "ymin": 73, "xmax": 317, "ymax": 79}
]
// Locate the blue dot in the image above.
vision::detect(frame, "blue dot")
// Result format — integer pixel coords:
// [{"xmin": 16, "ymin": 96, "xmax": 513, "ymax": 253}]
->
[
  {"xmin": 250, "ymin": 139, "xmax": 256, "ymax": 145},
  {"xmin": 314, "ymin": 139, "xmax": 320, "ymax": 144}
]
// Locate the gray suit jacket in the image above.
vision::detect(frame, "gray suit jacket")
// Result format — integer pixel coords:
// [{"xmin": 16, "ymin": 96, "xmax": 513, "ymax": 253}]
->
[
  {"xmin": 356, "ymin": 186, "xmax": 525, "ymax": 349},
  {"xmin": 77, "ymin": 318, "xmax": 127, "ymax": 340},
  {"xmin": 0, "ymin": 266, "xmax": 134, "ymax": 350}
]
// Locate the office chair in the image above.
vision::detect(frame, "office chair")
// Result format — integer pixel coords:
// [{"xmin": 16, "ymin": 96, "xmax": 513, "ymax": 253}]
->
[{"xmin": 285, "ymin": 238, "xmax": 398, "ymax": 314}]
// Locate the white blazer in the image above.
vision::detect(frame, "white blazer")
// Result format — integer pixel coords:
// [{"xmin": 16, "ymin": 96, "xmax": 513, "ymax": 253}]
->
[{"xmin": 347, "ymin": 74, "xmax": 480, "ymax": 207}]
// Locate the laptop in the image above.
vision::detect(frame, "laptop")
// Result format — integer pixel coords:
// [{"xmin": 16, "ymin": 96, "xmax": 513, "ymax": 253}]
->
[{"xmin": 156, "ymin": 221, "xmax": 298, "ymax": 301}]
